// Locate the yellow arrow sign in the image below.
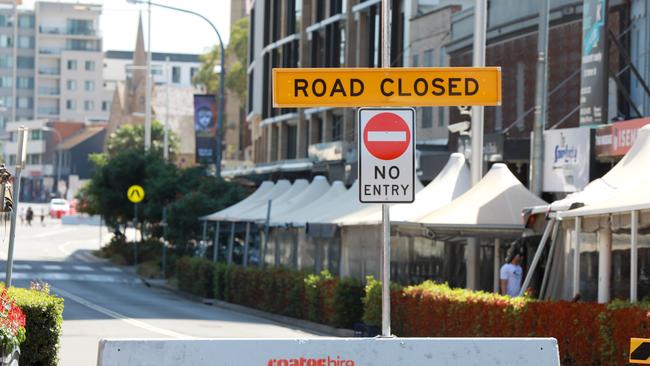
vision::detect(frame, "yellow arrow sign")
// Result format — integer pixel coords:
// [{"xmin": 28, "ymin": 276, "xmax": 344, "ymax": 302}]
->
[
  {"xmin": 127, "ymin": 185, "xmax": 145, "ymax": 204},
  {"xmin": 273, "ymin": 67, "xmax": 501, "ymax": 108},
  {"xmin": 631, "ymin": 338, "xmax": 650, "ymax": 364}
]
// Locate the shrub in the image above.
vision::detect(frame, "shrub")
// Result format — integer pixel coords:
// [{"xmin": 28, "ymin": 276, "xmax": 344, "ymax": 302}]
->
[
  {"xmin": 363, "ymin": 279, "xmax": 650, "ymax": 366},
  {"xmin": 99, "ymin": 236, "xmax": 164, "ymax": 265},
  {"xmin": 175, "ymin": 257, "xmax": 215, "ymax": 298},
  {"xmin": 8, "ymin": 284, "xmax": 64, "ymax": 366}
]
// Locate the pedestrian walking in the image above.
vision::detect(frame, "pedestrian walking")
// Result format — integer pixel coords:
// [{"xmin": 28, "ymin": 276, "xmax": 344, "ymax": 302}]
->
[
  {"xmin": 500, "ymin": 243, "xmax": 524, "ymax": 297},
  {"xmin": 25, "ymin": 206, "xmax": 34, "ymax": 226},
  {"xmin": 40, "ymin": 208, "xmax": 45, "ymax": 226}
]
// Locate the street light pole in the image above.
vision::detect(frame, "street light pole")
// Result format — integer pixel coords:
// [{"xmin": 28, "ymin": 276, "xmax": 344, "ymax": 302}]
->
[
  {"xmin": 126, "ymin": 0, "xmax": 226, "ymax": 176},
  {"xmin": 144, "ymin": 0, "xmax": 152, "ymax": 152},
  {"xmin": 6, "ymin": 126, "xmax": 27, "ymax": 287}
]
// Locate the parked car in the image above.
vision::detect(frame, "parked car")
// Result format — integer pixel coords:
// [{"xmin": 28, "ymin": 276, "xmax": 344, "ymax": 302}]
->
[{"xmin": 49, "ymin": 198, "xmax": 70, "ymax": 218}]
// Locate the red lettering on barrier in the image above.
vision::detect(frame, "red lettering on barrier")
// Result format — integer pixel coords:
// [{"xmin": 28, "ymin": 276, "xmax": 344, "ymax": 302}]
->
[{"xmin": 267, "ymin": 356, "xmax": 355, "ymax": 366}]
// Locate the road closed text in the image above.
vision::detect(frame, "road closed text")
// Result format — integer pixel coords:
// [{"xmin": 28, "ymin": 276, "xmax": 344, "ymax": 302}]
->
[{"xmin": 273, "ymin": 67, "xmax": 501, "ymax": 107}]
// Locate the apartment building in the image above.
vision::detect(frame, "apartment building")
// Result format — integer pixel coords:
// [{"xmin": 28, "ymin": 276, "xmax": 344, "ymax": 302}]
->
[
  {"xmin": 103, "ymin": 50, "xmax": 200, "ymax": 89},
  {"xmin": 0, "ymin": 1, "xmax": 111, "ymax": 128},
  {"xmin": 243, "ymin": 0, "xmax": 412, "ymax": 182}
]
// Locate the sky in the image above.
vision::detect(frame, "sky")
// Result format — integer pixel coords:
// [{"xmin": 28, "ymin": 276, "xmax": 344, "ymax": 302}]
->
[{"xmin": 21, "ymin": 0, "xmax": 232, "ymax": 55}]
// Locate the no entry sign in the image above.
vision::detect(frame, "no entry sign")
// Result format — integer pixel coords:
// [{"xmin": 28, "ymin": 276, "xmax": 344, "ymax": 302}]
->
[{"xmin": 359, "ymin": 108, "xmax": 415, "ymax": 203}]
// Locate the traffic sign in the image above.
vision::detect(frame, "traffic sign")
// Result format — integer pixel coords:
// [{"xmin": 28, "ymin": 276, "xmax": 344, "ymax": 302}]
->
[
  {"xmin": 631, "ymin": 338, "xmax": 650, "ymax": 364},
  {"xmin": 127, "ymin": 185, "xmax": 145, "ymax": 203},
  {"xmin": 359, "ymin": 108, "xmax": 415, "ymax": 203},
  {"xmin": 273, "ymin": 67, "xmax": 501, "ymax": 107}
]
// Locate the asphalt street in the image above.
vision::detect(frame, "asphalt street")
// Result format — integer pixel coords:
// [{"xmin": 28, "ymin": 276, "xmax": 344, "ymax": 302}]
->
[{"xmin": 0, "ymin": 206, "xmax": 319, "ymax": 365}]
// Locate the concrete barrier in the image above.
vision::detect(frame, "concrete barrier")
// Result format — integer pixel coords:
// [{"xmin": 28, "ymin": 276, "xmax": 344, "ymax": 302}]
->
[{"xmin": 97, "ymin": 337, "xmax": 560, "ymax": 366}]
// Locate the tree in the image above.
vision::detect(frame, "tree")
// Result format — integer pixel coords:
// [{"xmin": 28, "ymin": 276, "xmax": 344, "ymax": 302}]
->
[
  {"xmin": 225, "ymin": 17, "xmax": 249, "ymax": 101},
  {"xmin": 193, "ymin": 17, "xmax": 249, "ymax": 100},
  {"xmin": 105, "ymin": 120, "xmax": 178, "ymax": 159},
  {"xmin": 192, "ymin": 46, "xmax": 221, "ymax": 94}
]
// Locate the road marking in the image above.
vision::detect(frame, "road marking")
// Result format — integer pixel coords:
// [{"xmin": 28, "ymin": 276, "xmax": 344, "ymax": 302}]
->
[
  {"xmin": 102, "ymin": 267, "xmax": 122, "ymax": 272},
  {"xmin": 43, "ymin": 265, "xmax": 62, "ymax": 271},
  {"xmin": 51, "ymin": 285, "xmax": 193, "ymax": 339},
  {"xmin": 13, "ymin": 264, "xmax": 31, "ymax": 270},
  {"xmin": 73, "ymin": 265, "xmax": 93, "ymax": 272},
  {"xmin": 0, "ymin": 272, "xmax": 141, "ymax": 284}
]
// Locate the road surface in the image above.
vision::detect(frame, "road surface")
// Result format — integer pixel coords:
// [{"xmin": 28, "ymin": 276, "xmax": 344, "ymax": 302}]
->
[{"xmin": 0, "ymin": 209, "xmax": 318, "ymax": 365}]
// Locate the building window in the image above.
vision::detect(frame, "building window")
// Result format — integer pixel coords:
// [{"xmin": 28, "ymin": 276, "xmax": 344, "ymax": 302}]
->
[
  {"xmin": 67, "ymin": 39, "xmax": 99, "ymax": 51},
  {"xmin": 0, "ymin": 56, "xmax": 10, "ymax": 68},
  {"xmin": 190, "ymin": 67, "xmax": 198, "ymax": 80},
  {"xmin": 18, "ymin": 15, "xmax": 34, "ymax": 28},
  {"xmin": 0, "ymin": 76, "xmax": 11, "ymax": 88},
  {"xmin": 17, "ymin": 77, "xmax": 33, "ymax": 89},
  {"xmin": 30, "ymin": 129, "xmax": 42, "ymax": 140},
  {"xmin": 27, "ymin": 153, "xmax": 41, "ymax": 165},
  {"xmin": 332, "ymin": 114, "xmax": 343, "ymax": 141},
  {"xmin": 84, "ymin": 100, "xmax": 94, "ymax": 111},
  {"xmin": 17, "ymin": 56, "xmax": 34, "ymax": 69},
  {"xmin": 67, "ymin": 19, "xmax": 93, "ymax": 35},
  {"xmin": 102, "ymin": 101, "xmax": 109, "ymax": 111},
  {"xmin": 422, "ymin": 107, "xmax": 433, "ymax": 128},
  {"xmin": 17, "ymin": 36, "xmax": 33, "ymax": 49},
  {"xmin": 85, "ymin": 60, "xmax": 95, "ymax": 71},
  {"xmin": 0, "ymin": 96, "xmax": 11, "ymax": 110},
  {"xmin": 8, "ymin": 155, "xmax": 15, "ymax": 166},
  {"xmin": 67, "ymin": 60, "xmax": 77, "ymax": 70},
  {"xmin": 0, "ymin": 116, "xmax": 6, "ymax": 129},
  {"xmin": 16, "ymin": 97, "xmax": 32, "ymax": 109},
  {"xmin": 66, "ymin": 99, "xmax": 76, "ymax": 110},
  {"xmin": 412, "ymin": 54, "xmax": 419, "ymax": 67},
  {"xmin": 0, "ymin": 15, "xmax": 8, "ymax": 27},
  {"xmin": 84, "ymin": 80, "xmax": 94, "ymax": 91},
  {"xmin": 171, "ymin": 66, "xmax": 180, "ymax": 83},
  {"xmin": 0, "ymin": 35, "xmax": 11, "ymax": 48},
  {"xmin": 67, "ymin": 80, "xmax": 77, "ymax": 91},
  {"xmin": 423, "ymin": 49, "xmax": 434, "ymax": 67}
]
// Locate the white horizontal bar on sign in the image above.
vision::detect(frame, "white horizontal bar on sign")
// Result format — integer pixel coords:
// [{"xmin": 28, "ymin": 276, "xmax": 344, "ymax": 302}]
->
[{"xmin": 367, "ymin": 131, "xmax": 407, "ymax": 142}]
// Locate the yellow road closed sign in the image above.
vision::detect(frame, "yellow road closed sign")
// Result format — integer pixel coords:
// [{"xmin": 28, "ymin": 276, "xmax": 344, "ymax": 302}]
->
[
  {"xmin": 631, "ymin": 338, "xmax": 650, "ymax": 364},
  {"xmin": 127, "ymin": 185, "xmax": 145, "ymax": 203},
  {"xmin": 273, "ymin": 67, "xmax": 501, "ymax": 107}
]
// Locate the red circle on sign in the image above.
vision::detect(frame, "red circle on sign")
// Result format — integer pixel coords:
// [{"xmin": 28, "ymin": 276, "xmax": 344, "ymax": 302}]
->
[{"xmin": 363, "ymin": 112, "xmax": 411, "ymax": 160}]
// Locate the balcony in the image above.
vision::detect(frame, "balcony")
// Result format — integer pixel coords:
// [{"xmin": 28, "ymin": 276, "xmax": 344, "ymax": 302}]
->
[
  {"xmin": 37, "ymin": 107, "xmax": 59, "ymax": 116},
  {"xmin": 38, "ymin": 68, "xmax": 60, "ymax": 76},
  {"xmin": 39, "ymin": 26, "xmax": 99, "ymax": 37},
  {"xmin": 308, "ymin": 141, "xmax": 344, "ymax": 162},
  {"xmin": 39, "ymin": 47, "xmax": 62, "ymax": 55},
  {"xmin": 38, "ymin": 87, "xmax": 60, "ymax": 96}
]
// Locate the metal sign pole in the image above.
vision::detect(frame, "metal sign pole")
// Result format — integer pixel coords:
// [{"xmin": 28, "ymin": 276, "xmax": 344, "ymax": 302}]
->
[
  {"xmin": 380, "ymin": 0, "xmax": 391, "ymax": 338},
  {"xmin": 134, "ymin": 203, "xmax": 139, "ymax": 266},
  {"xmin": 6, "ymin": 127, "xmax": 27, "ymax": 288}
]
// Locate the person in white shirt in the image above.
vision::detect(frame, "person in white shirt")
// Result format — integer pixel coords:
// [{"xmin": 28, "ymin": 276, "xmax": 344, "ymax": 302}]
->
[{"xmin": 500, "ymin": 246, "xmax": 524, "ymax": 297}]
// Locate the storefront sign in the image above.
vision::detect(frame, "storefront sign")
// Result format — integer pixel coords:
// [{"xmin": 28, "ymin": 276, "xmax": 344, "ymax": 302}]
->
[
  {"xmin": 543, "ymin": 127, "xmax": 591, "ymax": 192},
  {"xmin": 595, "ymin": 118, "xmax": 650, "ymax": 158},
  {"xmin": 273, "ymin": 67, "xmax": 502, "ymax": 107},
  {"xmin": 579, "ymin": 0, "xmax": 609, "ymax": 125}
]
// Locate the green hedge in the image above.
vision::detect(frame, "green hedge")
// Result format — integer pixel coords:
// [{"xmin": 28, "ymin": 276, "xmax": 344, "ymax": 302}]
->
[
  {"xmin": 175, "ymin": 259, "xmax": 364, "ymax": 329},
  {"xmin": 8, "ymin": 286, "xmax": 64, "ymax": 366}
]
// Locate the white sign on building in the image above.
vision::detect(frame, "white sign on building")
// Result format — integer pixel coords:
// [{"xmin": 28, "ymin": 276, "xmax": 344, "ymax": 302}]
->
[
  {"xmin": 358, "ymin": 108, "xmax": 415, "ymax": 203},
  {"xmin": 543, "ymin": 127, "xmax": 591, "ymax": 192}
]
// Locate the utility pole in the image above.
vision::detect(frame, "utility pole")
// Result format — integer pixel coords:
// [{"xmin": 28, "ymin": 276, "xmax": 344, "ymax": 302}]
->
[
  {"xmin": 144, "ymin": 0, "xmax": 152, "ymax": 151},
  {"xmin": 164, "ymin": 56, "xmax": 170, "ymax": 161},
  {"xmin": 6, "ymin": 127, "xmax": 27, "ymax": 287},
  {"xmin": 11, "ymin": 0, "xmax": 17, "ymax": 123},
  {"xmin": 531, "ymin": 0, "xmax": 550, "ymax": 196},
  {"xmin": 380, "ymin": 0, "xmax": 391, "ymax": 338},
  {"xmin": 466, "ymin": 0, "xmax": 487, "ymax": 291}
]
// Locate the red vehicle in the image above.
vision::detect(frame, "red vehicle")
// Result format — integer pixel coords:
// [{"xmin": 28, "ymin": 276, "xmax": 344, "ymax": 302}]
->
[{"xmin": 49, "ymin": 198, "xmax": 70, "ymax": 218}]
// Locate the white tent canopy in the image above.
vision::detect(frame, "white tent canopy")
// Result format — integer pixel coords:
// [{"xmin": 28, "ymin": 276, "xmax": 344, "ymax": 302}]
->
[
  {"xmin": 419, "ymin": 163, "xmax": 547, "ymax": 230},
  {"xmin": 202, "ymin": 180, "xmax": 276, "ymax": 221},
  {"xmin": 263, "ymin": 176, "xmax": 331, "ymax": 224},
  {"xmin": 272, "ymin": 181, "xmax": 348, "ymax": 227},
  {"xmin": 335, "ymin": 153, "xmax": 471, "ymax": 225},
  {"xmin": 236, "ymin": 179, "xmax": 310, "ymax": 221},
  {"xmin": 204, "ymin": 179, "xmax": 292, "ymax": 222},
  {"xmin": 559, "ymin": 181, "xmax": 650, "ymax": 219}
]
